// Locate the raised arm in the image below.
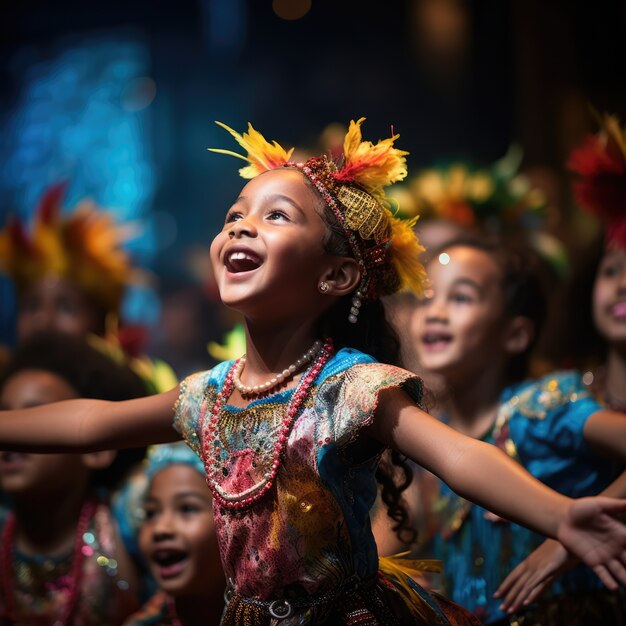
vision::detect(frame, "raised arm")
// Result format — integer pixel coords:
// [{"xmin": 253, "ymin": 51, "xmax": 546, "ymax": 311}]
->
[
  {"xmin": 0, "ymin": 385, "xmax": 182, "ymax": 452},
  {"xmin": 583, "ymin": 408, "xmax": 626, "ymax": 460},
  {"xmin": 367, "ymin": 388, "xmax": 626, "ymax": 588}
]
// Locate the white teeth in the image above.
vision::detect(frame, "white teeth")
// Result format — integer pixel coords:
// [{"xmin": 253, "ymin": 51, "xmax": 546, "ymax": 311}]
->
[{"xmin": 229, "ymin": 251, "xmax": 255, "ymax": 262}]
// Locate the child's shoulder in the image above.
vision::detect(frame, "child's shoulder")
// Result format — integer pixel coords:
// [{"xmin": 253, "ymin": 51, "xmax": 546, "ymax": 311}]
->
[{"xmin": 501, "ymin": 369, "xmax": 596, "ymax": 422}]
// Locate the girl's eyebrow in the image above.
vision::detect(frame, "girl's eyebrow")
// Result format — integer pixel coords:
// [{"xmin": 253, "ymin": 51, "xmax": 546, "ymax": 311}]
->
[
  {"xmin": 173, "ymin": 490, "xmax": 212, "ymax": 502},
  {"xmin": 235, "ymin": 194, "xmax": 305, "ymax": 216},
  {"xmin": 451, "ymin": 277, "xmax": 484, "ymax": 292}
]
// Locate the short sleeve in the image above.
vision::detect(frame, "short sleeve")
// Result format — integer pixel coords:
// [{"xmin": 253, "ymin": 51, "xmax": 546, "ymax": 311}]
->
[
  {"xmin": 317, "ymin": 362, "xmax": 424, "ymax": 448},
  {"xmin": 507, "ymin": 371, "xmax": 603, "ymax": 461},
  {"xmin": 172, "ymin": 370, "xmax": 212, "ymax": 458}
]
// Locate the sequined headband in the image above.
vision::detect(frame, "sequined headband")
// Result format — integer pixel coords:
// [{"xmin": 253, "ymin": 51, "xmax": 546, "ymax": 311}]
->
[{"xmin": 209, "ymin": 118, "xmax": 427, "ymax": 303}]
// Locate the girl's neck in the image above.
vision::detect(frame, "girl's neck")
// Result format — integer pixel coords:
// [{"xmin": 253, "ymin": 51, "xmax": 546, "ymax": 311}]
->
[
  {"xmin": 243, "ymin": 320, "xmax": 321, "ymax": 379},
  {"xmin": 12, "ymin": 484, "xmax": 89, "ymax": 556},
  {"xmin": 444, "ymin": 365, "xmax": 509, "ymax": 439},
  {"xmin": 604, "ymin": 346, "xmax": 626, "ymax": 409},
  {"xmin": 172, "ymin": 589, "xmax": 224, "ymax": 626}
]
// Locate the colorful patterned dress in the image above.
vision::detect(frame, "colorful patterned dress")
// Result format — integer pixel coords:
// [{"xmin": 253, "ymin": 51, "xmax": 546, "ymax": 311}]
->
[
  {"xmin": 174, "ymin": 347, "xmax": 480, "ymax": 626},
  {"xmin": 0, "ymin": 501, "xmax": 140, "ymax": 625},
  {"xmin": 416, "ymin": 371, "xmax": 625, "ymax": 625}
]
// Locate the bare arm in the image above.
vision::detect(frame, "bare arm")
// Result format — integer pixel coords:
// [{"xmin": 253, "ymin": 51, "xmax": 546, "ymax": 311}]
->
[
  {"xmin": 367, "ymin": 388, "xmax": 626, "ymax": 590},
  {"xmin": 368, "ymin": 388, "xmax": 569, "ymax": 536},
  {"xmin": 0, "ymin": 386, "xmax": 182, "ymax": 452},
  {"xmin": 495, "ymin": 469, "xmax": 626, "ymax": 612},
  {"xmin": 584, "ymin": 409, "xmax": 626, "ymax": 461}
]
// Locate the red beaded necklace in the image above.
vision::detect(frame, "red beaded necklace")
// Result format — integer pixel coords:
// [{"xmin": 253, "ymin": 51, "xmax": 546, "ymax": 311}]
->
[
  {"xmin": 166, "ymin": 594, "xmax": 182, "ymax": 626},
  {"xmin": 201, "ymin": 337, "xmax": 334, "ymax": 509},
  {"xmin": 0, "ymin": 499, "xmax": 97, "ymax": 626}
]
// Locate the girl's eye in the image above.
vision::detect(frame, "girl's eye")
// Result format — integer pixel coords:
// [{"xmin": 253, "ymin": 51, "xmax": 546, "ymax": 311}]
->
[
  {"xmin": 179, "ymin": 502, "xmax": 201, "ymax": 515},
  {"xmin": 450, "ymin": 293, "xmax": 472, "ymax": 304},
  {"xmin": 600, "ymin": 263, "xmax": 621, "ymax": 278},
  {"xmin": 267, "ymin": 209, "xmax": 289, "ymax": 221},
  {"xmin": 143, "ymin": 508, "xmax": 158, "ymax": 521},
  {"xmin": 225, "ymin": 211, "xmax": 243, "ymax": 224}
]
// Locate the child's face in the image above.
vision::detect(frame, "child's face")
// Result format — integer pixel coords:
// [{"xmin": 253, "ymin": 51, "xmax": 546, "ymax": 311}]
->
[
  {"xmin": 0, "ymin": 369, "xmax": 87, "ymax": 496},
  {"xmin": 139, "ymin": 465, "xmax": 221, "ymax": 597},
  {"xmin": 411, "ymin": 246, "xmax": 508, "ymax": 380},
  {"xmin": 593, "ymin": 246, "xmax": 626, "ymax": 348},
  {"xmin": 210, "ymin": 169, "xmax": 334, "ymax": 322},
  {"xmin": 17, "ymin": 274, "xmax": 103, "ymax": 342}
]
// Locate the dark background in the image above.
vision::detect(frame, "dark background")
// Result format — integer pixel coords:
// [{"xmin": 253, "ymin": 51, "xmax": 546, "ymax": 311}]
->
[{"xmin": 1, "ymin": 0, "xmax": 625, "ymax": 347}]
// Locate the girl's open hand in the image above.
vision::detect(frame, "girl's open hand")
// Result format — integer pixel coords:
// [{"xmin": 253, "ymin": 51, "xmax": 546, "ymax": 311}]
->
[
  {"xmin": 556, "ymin": 496, "xmax": 626, "ymax": 591},
  {"xmin": 494, "ymin": 538, "xmax": 574, "ymax": 612}
]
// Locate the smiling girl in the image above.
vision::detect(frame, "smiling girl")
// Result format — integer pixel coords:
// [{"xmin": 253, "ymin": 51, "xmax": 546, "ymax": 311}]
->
[
  {"xmin": 123, "ymin": 442, "xmax": 223, "ymax": 626},
  {"xmin": 409, "ymin": 237, "xmax": 626, "ymax": 624},
  {"xmin": 0, "ymin": 119, "xmax": 625, "ymax": 626}
]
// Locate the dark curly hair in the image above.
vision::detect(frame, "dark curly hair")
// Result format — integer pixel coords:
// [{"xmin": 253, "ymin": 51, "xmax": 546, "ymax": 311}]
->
[
  {"xmin": 307, "ymin": 180, "xmax": 417, "ymax": 546},
  {"xmin": 0, "ymin": 331, "xmax": 150, "ymax": 489}
]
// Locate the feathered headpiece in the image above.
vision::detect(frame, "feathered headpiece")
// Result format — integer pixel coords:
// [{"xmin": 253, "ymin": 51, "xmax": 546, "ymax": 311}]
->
[
  {"xmin": 397, "ymin": 145, "xmax": 548, "ymax": 230},
  {"xmin": 209, "ymin": 118, "xmax": 426, "ymax": 300},
  {"xmin": 0, "ymin": 182, "xmax": 138, "ymax": 311},
  {"xmin": 567, "ymin": 112, "xmax": 626, "ymax": 248}
]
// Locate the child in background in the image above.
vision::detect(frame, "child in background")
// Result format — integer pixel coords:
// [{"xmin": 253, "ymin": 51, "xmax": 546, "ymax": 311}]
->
[
  {"xmin": 1, "ymin": 119, "xmax": 626, "ymax": 626},
  {"xmin": 0, "ymin": 182, "xmax": 142, "ymax": 344},
  {"xmin": 123, "ymin": 442, "xmax": 224, "ymax": 626},
  {"xmin": 409, "ymin": 237, "xmax": 626, "ymax": 624},
  {"xmin": 0, "ymin": 332, "xmax": 147, "ymax": 625},
  {"xmin": 491, "ymin": 112, "xmax": 626, "ymax": 614}
]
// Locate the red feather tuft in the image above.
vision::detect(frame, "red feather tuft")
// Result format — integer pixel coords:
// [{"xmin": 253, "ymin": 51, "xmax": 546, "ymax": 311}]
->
[
  {"xmin": 567, "ymin": 134, "xmax": 626, "ymax": 222},
  {"xmin": 37, "ymin": 181, "xmax": 69, "ymax": 224}
]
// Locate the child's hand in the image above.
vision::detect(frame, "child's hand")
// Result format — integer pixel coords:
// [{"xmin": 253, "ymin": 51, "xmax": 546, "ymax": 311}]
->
[
  {"xmin": 494, "ymin": 538, "xmax": 574, "ymax": 612},
  {"xmin": 556, "ymin": 496, "xmax": 626, "ymax": 591}
]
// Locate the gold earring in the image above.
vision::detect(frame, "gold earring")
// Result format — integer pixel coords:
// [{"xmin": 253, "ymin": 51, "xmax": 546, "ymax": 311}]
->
[{"xmin": 319, "ymin": 281, "xmax": 330, "ymax": 293}]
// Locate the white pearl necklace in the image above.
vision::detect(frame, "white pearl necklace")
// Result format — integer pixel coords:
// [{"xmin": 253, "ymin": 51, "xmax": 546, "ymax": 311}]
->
[{"xmin": 232, "ymin": 339, "xmax": 323, "ymax": 397}]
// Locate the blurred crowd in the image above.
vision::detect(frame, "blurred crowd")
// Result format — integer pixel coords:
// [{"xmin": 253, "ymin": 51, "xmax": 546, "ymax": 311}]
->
[{"xmin": 0, "ymin": 110, "xmax": 624, "ymax": 625}]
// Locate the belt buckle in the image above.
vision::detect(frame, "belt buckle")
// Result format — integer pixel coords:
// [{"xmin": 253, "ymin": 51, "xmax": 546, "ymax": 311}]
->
[{"xmin": 269, "ymin": 599, "xmax": 293, "ymax": 619}]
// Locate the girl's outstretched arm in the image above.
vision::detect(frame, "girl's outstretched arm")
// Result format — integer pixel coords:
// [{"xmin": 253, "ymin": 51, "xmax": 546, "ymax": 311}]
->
[
  {"xmin": 494, "ymin": 469, "xmax": 626, "ymax": 613},
  {"xmin": 0, "ymin": 386, "xmax": 181, "ymax": 452},
  {"xmin": 368, "ymin": 388, "xmax": 626, "ymax": 589}
]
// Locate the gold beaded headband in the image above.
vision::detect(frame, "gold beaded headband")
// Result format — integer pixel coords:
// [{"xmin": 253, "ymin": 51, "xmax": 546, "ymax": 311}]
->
[{"xmin": 209, "ymin": 118, "xmax": 427, "ymax": 311}]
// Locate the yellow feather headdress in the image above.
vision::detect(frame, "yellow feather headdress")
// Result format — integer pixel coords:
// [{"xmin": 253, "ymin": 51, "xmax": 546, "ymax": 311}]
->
[
  {"xmin": 0, "ymin": 182, "xmax": 138, "ymax": 311},
  {"xmin": 209, "ymin": 118, "xmax": 426, "ymax": 298}
]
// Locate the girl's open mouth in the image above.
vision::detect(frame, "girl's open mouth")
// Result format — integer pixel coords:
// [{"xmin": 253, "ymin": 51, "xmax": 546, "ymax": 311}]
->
[
  {"xmin": 225, "ymin": 250, "xmax": 262, "ymax": 273},
  {"xmin": 152, "ymin": 548, "xmax": 189, "ymax": 579}
]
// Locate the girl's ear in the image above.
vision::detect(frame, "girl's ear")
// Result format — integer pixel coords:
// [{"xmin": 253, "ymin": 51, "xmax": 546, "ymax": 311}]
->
[
  {"xmin": 504, "ymin": 316, "xmax": 535, "ymax": 355},
  {"xmin": 81, "ymin": 450, "xmax": 117, "ymax": 471},
  {"xmin": 320, "ymin": 257, "xmax": 361, "ymax": 296}
]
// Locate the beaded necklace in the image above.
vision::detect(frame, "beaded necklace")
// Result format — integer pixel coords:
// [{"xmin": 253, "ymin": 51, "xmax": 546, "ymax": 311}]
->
[
  {"xmin": 0, "ymin": 499, "xmax": 97, "ymax": 626},
  {"xmin": 201, "ymin": 337, "xmax": 333, "ymax": 509},
  {"xmin": 166, "ymin": 595, "xmax": 182, "ymax": 626}
]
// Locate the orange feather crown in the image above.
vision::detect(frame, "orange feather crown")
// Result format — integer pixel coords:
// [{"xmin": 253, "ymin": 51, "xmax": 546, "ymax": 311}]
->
[
  {"xmin": 567, "ymin": 112, "xmax": 626, "ymax": 248},
  {"xmin": 209, "ymin": 118, "xmax": 427, "ymax": 299},
  {"xmin": 0, "ymin": 182, "xmax": 138, "ymax": 311}
]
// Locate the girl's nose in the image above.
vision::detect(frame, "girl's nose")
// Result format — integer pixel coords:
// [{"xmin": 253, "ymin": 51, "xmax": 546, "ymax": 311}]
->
[
  {"xmin": 423, "ymin": 297, "xmax": 448, "ymax": 323},
  {"xmin": 151, "ymin": 511, "xmax": 176, "ymax": 539},
  {"xmin": 228, "ymin": 217, "xmax": 256, "ymax": 239}
]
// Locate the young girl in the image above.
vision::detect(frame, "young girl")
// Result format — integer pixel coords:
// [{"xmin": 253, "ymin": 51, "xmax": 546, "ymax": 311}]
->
[
  {"xmin": 0, "ymin": 119, "xmax": 625, "ymax": 626},
  {"xmin": 0, "ymin": 332, "xmax": 146, "ymax": 625},
  {"xmin": 122, "ymin": 442, "xmax": 224, "ymax": 626},
  {"xmin": 409, "ymin": 236, "xmax": 626, "ymax": 624},
  {"xmin": 491, "ymin": 112, "xmax": 626, "ymax": 615},
  {"xmin": 0, "ymin": 181, "xmax": 142, "ymax": 345}
]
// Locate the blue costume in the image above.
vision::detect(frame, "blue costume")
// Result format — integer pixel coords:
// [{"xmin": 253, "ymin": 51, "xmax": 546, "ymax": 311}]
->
[{"xmin": 417, "ymin": 371, "xmax": 624, "ymax": 624}]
